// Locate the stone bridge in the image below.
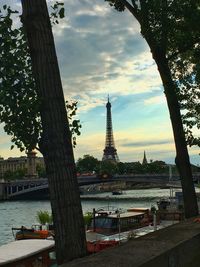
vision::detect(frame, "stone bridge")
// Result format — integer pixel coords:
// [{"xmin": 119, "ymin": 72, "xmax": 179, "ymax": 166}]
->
[{"xmin": 1, "ymin": 173, "xmax": 200, "ymax": 200}]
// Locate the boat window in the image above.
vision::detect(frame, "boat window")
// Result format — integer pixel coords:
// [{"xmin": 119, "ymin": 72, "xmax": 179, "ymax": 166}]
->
[
  {"xmin": 111, "ymin": 219, "xmax": 118, "ymax": 229},
  {"xmin": 91, "ymin": 217, "xmax": 112, "ymax": 229},
  {"xmin": 119, "ymin": 215, "xmax": 144, "ymax": 229}
]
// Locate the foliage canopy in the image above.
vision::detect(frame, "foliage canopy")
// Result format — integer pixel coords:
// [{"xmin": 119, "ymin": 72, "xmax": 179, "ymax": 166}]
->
[{"xmin": 0, "ymin": 3, "xmax": 81, "ymax": 153}]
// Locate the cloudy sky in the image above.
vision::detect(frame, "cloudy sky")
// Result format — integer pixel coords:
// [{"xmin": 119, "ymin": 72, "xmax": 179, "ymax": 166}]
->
[{"xmin": 0, "ymin": 0, "xmax": 199, "ymax": 165}]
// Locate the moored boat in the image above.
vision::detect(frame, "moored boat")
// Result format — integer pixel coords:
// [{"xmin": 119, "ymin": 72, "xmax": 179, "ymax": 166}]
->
[
  {"xmin": 88, "ymin": 206, "xmax": 153, "ymax": 235},
  {"xmin": 87, "ymin": 239, "xmax": 119, "ymax": 253},
  {"xmin": 12, "ymin": 225, "xmax": 52, "ymax": 240},
  {"xmin": 85, "ymin": 206, "xmax": 159, "ymax": 253},
  {"xmin": 112, "ymin": 190, "xmax": 123, "ymax": 195},
  {"xmin": 157, "ymin": 191, "xmax": 184, "ymax": 221}
]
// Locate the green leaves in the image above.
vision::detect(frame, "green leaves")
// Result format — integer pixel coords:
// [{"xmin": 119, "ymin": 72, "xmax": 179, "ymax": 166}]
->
[
  {"xmin": 83, "ymin": 212, "xmax": 93, "ymax": 227},
  {"xmin": 0, "ymin": 6, "xmax": 41, "ymax": 152},
  {"xmin": 167, "ymin": 2, "xmax": 200, "ymax": 147},
  {"xmin": 66, "ymin": 101, "xmax": 82, "ymax": 147},
  {"xmin": 3, "ymin": 168, "xmax": 27, "ymax": 180},
  {"xmin": 59, "ymin": 7, "xmax": 65, "ymax": 19},
  {"xmin": 36, "ymin": 210, "xmax": 53, "ymax": 225},
  {"xmin": 76, "ymin": 155, "xmax": 99, "ymax": 173},
  {"xmin": 50, "ymin": 1, "xmax": 65, "ymax": 25},
  {"xmin": 104, "ymin": 0, "xmax": 125, "ymax": 12},
  {"xmin": 0, "ymin": 3, "xmax": 80, "ymax": 153}
]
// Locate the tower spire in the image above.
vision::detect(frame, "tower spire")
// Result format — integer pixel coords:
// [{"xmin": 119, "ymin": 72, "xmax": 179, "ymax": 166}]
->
[
  {"xmin": 142, "ymin": 151, "xmax": 148, "ymax": 165},
  {"xmin": 102, "ymin": 97, "xmax": 119, "ymax": 162}
]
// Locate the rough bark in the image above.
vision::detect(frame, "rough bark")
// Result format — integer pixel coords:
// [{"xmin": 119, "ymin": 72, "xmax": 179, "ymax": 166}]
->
[
  {"xmin": 151, "ymin": 46, "xmax": 198, "ymax": 218},
  {"xmin": 21, "ymin": 0, "xmax": 87, "ymax": 264}
]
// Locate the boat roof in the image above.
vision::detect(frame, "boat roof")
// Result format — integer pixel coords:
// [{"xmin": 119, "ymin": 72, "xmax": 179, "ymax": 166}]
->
[
  {"xmin": 127, "ymin": 208, "xmax": 149, "ymax": 212},
  {"xmin": 0, "ymin": 239, "xmax": 55, "ymax": 265},
  {"xmin": 103, "ymin": 212, "xmax": 145, "ymax": 219}
]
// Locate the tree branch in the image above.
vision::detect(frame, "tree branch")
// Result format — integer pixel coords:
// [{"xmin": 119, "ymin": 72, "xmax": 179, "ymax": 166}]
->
[
  {"xmin": 131, "ymin": 0, "xmax": 139, "ymax": 10},
  {"xmin": 119, "ymin": 0, "xmax": 141, "ymax": 22},
  {"xmin": 160, "ymin": 0, "xmax": 168, "ymax": 54}
]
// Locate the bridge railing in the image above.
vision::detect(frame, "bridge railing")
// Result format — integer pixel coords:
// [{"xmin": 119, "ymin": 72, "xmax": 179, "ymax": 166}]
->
[{"xmin": 4, "ymin": 172, "xmax": 200, "ymax": 199}]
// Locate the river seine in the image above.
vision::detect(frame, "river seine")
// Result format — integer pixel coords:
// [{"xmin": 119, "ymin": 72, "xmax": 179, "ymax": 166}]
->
[{"xmin": 0, "ymin": 188, "xmax": 181, "ymax": 246}]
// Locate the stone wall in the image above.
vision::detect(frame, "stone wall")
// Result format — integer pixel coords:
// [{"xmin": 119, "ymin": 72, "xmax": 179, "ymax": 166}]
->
[{"xmin": 61, "ymin": 218, "xmax": 200, "ymax": 267}]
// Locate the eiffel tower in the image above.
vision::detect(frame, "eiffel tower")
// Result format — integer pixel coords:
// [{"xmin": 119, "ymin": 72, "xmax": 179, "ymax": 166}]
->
[{"xmin": 102, "ymin": 96, "xmax": 119, "ymax": 162}]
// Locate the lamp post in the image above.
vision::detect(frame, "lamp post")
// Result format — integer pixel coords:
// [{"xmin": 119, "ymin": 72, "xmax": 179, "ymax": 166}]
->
[
  {"xmin": 117, "ymin": 210, "xmax": 121, "ymax": 243},
  {"xmin": 168, "ymin": 164, "xmax": 173, "ymax": 200}
]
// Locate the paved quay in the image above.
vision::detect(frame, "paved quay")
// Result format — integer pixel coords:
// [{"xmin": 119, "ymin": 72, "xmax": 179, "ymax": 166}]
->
[{"xmin": 62, "ymin": 218, "xmax": 200, "ymax": 267}]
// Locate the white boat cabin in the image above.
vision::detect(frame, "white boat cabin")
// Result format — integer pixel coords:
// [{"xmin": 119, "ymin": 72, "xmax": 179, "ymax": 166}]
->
[
  {"xmin": 0, "ymin": 239, "xmax": 55, "ymax": 267},
  {"xmin": 89, "ymin": 209, "xmax": 147, "ymax": 234}
]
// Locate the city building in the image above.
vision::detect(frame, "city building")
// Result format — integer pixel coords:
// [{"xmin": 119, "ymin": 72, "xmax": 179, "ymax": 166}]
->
[{"xmin": 0, "ymin": 152, "xmax": 44, "ymax": 179}]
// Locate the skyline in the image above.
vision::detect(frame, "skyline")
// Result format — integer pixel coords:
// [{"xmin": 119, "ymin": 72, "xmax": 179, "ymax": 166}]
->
[{"xmin": 0, "ymin": 0, "xmax": 199, "ymax": 165}]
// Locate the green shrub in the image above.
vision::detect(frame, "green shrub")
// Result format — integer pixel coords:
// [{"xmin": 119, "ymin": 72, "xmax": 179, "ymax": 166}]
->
[
  {"xmin": 83, "ymin": 212, "xmax": 93, "ymax": 227},
  {"xmin": 36, "ymin": 210, "xmax": 53, "ymax": 225}
]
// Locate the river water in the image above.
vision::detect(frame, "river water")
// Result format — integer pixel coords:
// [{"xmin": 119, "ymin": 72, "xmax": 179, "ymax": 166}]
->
[{"xmin": 0, "ymin": 188, "xmax": 182, "ymax": 246}]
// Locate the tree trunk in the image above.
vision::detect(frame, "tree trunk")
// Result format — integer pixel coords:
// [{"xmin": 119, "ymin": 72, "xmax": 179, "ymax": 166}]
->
[
  {"xmin": 21, "ymin": 0, "xmax": 87, "ymax": 264},
  {"xmin": 119, "ymin": 0, "xmax": 198, "ymax": 218},
  {"xmin": 151, "ymin": 47, "xmax": 198, "ymax": 218}
]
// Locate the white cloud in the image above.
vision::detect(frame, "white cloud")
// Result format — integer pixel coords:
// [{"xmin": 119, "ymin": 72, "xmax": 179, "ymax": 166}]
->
[
  {"xmin": 144, "ymin": 95, "xmax": 166, "ymax": 106},
  {"xmin": 76, "ymin": 94, "xmax": 105, "ymax": 113},
  {"xmin": 1, "ymin": 1, "xmax": 198, "ymax": 165},
  {"xmin": 52, "ymin": 0, "xmax": 162, "ymax": 104}
]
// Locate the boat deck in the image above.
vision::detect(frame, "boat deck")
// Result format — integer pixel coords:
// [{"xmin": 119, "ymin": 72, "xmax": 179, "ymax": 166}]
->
[
  {"xmin": 86, "ymin": 220, "xmax": 179, "ymax": 242},
  {"xmin": 0, "ymin": 239, "xmax": 55, "ymax": 266},
  {"xmin": 107, "ymin": 211, "xmax": 145, "ymax": 218}
]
